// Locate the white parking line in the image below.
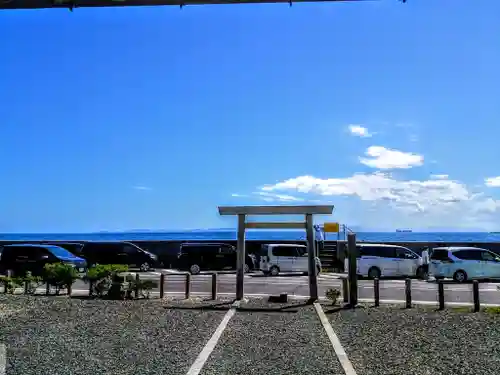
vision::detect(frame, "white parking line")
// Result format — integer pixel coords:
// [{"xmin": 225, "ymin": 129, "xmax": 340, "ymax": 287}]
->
[
  {"xmin": 314, "ymin": 303, "xmax": 357, "ymax": 375},
  {"xmin": 185, "ymin": 300, "xmax": 240, "ymax": 375}
]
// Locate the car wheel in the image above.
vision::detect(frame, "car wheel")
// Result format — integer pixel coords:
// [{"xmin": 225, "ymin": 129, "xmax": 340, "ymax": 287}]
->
[
  {"xmin": 368, "ymin": 267, "xmax": 381, "ymax": 279},
  {"xmin": 189, "ymin": 264, "xmax": 201, "ymax": 275},
  {"xmin": 269, "ymin": 266, "xmax": 280, "ymax": 276},
  {"xmin": 139, "ymin": 262, "xmax": 151, "ymax": 272},
  {"xmin": 453, "ymin": 270, "xmax": 467, "ymax": 283},
  {"xmin": 244, "ymin": 263, "xmax": 250, "ymax": 273}
]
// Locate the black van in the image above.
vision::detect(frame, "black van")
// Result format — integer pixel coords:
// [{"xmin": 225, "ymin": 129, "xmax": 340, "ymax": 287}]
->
[
  {"xmin": 175, "ymin": 242, "xmax": 256, "ymax": 275},
  {"xmin": 75, "ymin": 241, "xmax": 159, "ymax": 271},
  {"xmin": 0, "ymin": 244, "xmax": 87, "ymax": 276}
]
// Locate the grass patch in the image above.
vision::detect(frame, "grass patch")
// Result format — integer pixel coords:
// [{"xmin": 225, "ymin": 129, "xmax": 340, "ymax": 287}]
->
[{"xmin": 484, "ymin": 306, "xmax": 500, "ymax": 314}]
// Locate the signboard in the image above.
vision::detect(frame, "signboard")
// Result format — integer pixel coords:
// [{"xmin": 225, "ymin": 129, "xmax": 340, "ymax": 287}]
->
[{"xmin": 323, "ymin": 222, "xmax": 340, "ymax": 233}]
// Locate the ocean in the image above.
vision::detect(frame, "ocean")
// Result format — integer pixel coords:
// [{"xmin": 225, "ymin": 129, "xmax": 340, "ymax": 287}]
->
[{"xmin": 0, "ymin": 230, "xmax": 499, "ymax": 243}]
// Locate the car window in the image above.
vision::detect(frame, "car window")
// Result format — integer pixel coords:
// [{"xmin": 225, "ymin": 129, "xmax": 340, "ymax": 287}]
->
[
  {"xmin": 453, "ymin": 250, "xmax": 483, "ymax": 261},
  {"xmin": 360, "ymin": 246, "xmax": 396, "ymax": 258},
  {"xmin": 295, "ymin": 247, "xmax": 307, "ymax": 256},
  {"xmin": 219, "ymin": 246, "xmax": 235, "ymax": 255},
  {"xmin": 396, "ymin": 248, "xmax": 418, "ymax": 259},
  {"xmin": 45, "ymin": 246, "xmax": 75, "ymax": 258},
  {"xmin": 481, "ymin": 251, "xmax": 497, "ymax": 261},
  {"xmin": 430, "ymin": 249, "xmax": 450, "ymax": 261},
  {"xmin": 272, "ymin": 246, "xmax": 296, "ymax": 257}
]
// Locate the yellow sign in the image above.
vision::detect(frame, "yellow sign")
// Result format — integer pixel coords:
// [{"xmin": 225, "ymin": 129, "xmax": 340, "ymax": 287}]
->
[{"xmin": 323, "ymin": 222, "xmax": 340, "ymax": 233}]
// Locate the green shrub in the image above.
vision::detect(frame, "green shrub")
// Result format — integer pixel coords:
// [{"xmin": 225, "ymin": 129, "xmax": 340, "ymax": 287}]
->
[
  {"xmin": 83, "ymin": 264, "xmax": 129, "ymax": 298},
  {"xmin": 325, "ymin": 288, "xmax": 341, "ymax": 306},
  {"xmin": 84, "ymin": 264, "xmax": 129, "ymax": 282},
  {"xmin": 43, "ymin": 263, "xmax": 79, "ymax": 295},
  {"xmin": 19, "ymin": 271, "xmax": 43, "ymax": 294},
  {"xmin": 0, "ymin": 276, "xmax": 22, "ymax": 294}
]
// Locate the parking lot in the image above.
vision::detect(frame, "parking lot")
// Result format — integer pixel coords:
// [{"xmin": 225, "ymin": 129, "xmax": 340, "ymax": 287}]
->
[{"xmin": 0, "ymin": 296, "xmax": 344, "ymax": 375}]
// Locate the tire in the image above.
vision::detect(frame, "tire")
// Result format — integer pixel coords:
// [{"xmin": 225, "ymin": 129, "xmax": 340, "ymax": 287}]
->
[
  {"xmin": 269, "ymin": 266, "xmax": 280, "ymax": 276},
  {"xmin": 139, "ymin": 262, "xmax": 151, "ymax": 272},
  {"xmin": 368, "ymin": 267, "xmax": 381, "ymax": 279},
  {"xmin": 453, "ymin": 270, "xmax": 467, "ymax": 283},
  {"xmin": 189, "ymin": 264, "xmax": 201, "ymax": 275}
]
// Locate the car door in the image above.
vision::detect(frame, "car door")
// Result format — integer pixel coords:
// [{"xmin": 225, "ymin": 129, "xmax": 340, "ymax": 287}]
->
[
  {"xmin": 452, "ymin": 249, "xmax": 484, "ymax": 278},
  {"xmin": 480, "ymin": 250, "xmax": 500, "ymax": 278},
  {"xmin": 395, "ymin": 247, "xmax": 419, "ymax": 276},
  {"xmin": 292, "ymin": 247, "xmax": 308, "ymax": 272},
  {"xmin": 273, "ymin": 246, "xmax": 295, "ymax": 272},
  {"xmin": 376, "ymin": 246, "xmax": 399, "ymax": 277}
]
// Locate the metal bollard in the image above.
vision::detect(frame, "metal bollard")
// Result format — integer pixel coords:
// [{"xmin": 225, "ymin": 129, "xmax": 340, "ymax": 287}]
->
[
  {"xmin": 134, "ymin": 273, "xmax": 140, "ymax": 299},
  {"xmin": 159, "ymin": 273, "xmax": 165, "ymax": 299},
  {"xmin": 24, "ymin": 280, "xmax": 29, "ymax": 295},
  {"xmin": 211, "ymin": 273, "xmax": 218, "ymax": 300},
  {"xmin": 438, "ymin": 280, "xmax": 445, "ymax": 310},
  {"xmin": 46, "ymin": 282, "xmax": 50, "ymax": 296},
  {"xmin": 185, "ymin": 273, "xmax": 191, "ymax": 299},
  {"xmin": 342, "ymin": 278, "xmax": 348, "ymax": 303},
  {"xmin": 405, "ymin": 278, "xmax": 412, "ymax": 308},
  {"xmin": 374, "ymin": 278, "xmax": 380, "ymax": 307},
  {"xmin": 473, "ymin": 280, "xmax": 480, "ymax": 312},
  {"xmin": 88, "ymin": 280, "xmax": 93, "ymax": 297},
  {"xmin": 67, "ymin": 283, "xmax": 72, "ymax": 297}
]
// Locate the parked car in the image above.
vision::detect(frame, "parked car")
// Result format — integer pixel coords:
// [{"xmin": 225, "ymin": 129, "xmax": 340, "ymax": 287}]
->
[
  {"xmin": 0, "ymin": 243, "xmax": 87, "ymax": 276},
  {"xmin": 73, "ymin": 241, "xmax": 159, "ymax": 271},
  {"xmin": 259, "ymin": 243, "xmax": 321, "ymax": 276},
  {"xmin": 429, "ymin": 246, "xmax": 500, "ymax": 282},
  {"xmin": 175, "ymin": 242, "xmax": 255, "ymax": 275},
  {"xmin": 345, "ymin": 243, "xmax": 426, "ymax": 279}
]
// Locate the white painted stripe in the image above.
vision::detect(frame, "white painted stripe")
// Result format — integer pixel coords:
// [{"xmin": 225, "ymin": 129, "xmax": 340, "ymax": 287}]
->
[
  {"xmin": 185, "ymin": 301, "xmax": 239, "ymax": 375},
  {"xmin": 0, "ymin": 343, "xmax": 5, "ymax": 375},
  {"xmin": 314, "ymin": 303, "xmax": 357, "ymax": 375}
]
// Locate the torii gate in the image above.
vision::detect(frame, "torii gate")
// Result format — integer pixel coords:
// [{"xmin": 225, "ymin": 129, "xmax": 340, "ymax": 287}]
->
[{"xmin": 217, "ymin": 204, "xmax": 334, "ymax": 301}]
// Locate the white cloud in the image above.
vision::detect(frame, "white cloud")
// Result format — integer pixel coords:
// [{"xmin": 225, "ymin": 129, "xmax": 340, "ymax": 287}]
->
[
  {"xmin": 485, "ymin": 177, "xmax": 500, "ymax": 187},
  {"xmin": 260, "ymin": 173, "xmax": 500, "ymax": 217},
  {"xmin": 133, "ymin": 186, "xmax": 152, "ymax": 191},
  {"xmin": 430, "ymin": 174, "xmax": 449, "ymax": 180},
  {"xmin": 348, "ymin": 125, "xmax": 372, "ymax": 138},
  {"xmin": 252, "ymin": 191, "xmax": 304, "ymax": 202},
  {"xmin": 359, "ymin": 146, "xmax": 424, "ymax": 169}
]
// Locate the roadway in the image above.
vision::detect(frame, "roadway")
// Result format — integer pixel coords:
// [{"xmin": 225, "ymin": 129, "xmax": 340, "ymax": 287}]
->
[{"xmin": 64, "ymin": 270, "xmax": 500, "ymax": 305}]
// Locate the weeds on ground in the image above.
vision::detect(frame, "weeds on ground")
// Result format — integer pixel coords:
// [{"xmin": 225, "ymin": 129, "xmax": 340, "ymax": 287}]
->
[{"xmin": 325, "ymin": 288, "xmax": 341, "ymax": 306}]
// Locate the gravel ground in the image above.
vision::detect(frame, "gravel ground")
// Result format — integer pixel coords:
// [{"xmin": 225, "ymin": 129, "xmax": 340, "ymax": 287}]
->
[
  {"xmin": 200, "ymin": 299, "xmax": 343, "ymax": 375},
  {"xmin": 327, "ymin": 305, "xmax": 500, "ymax": 375},
  {"xmin": 0, "ymin": 295, "xmax": 227, "ymax": 375}
]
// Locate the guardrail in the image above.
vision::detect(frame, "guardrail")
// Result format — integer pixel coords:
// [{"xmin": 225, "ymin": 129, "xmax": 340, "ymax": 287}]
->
[{"xmin": 340, "ymin": 276, "xmax": 485, "ymax": 311}]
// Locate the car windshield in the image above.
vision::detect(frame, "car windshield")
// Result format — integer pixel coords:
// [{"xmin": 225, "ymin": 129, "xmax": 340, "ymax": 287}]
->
[{"xmin": 46, "ymin": 246, "xmax": 78, "ymax": 259}]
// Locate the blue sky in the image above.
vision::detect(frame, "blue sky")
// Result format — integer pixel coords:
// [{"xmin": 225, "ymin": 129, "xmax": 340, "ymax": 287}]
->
[{"xmin": 1, "ymin": 0, "xmax": 500, "ymax": 232}]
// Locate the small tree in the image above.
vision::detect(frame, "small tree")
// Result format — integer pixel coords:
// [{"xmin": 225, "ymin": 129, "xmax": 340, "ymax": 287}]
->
[
  {"xmin": 83, "ymin": 264, "xmax": 129, "ymax": 298},
  {"xmin": 43, "ymin": 263, "xmax": 79, "ymax": 295}
]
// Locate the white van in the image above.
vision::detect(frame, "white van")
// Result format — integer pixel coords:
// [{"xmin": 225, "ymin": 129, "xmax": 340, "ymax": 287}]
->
[
  {"xmin": 259, "ymin": 244, "xmax": 321, "ymax": 276},
  {"xmin": 429, "ymin": 247, "xmax": 500, "ymax": 282},
  {"xmin": 345, "ymin": 243, "xmax": 425, "ymax": 279}
]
